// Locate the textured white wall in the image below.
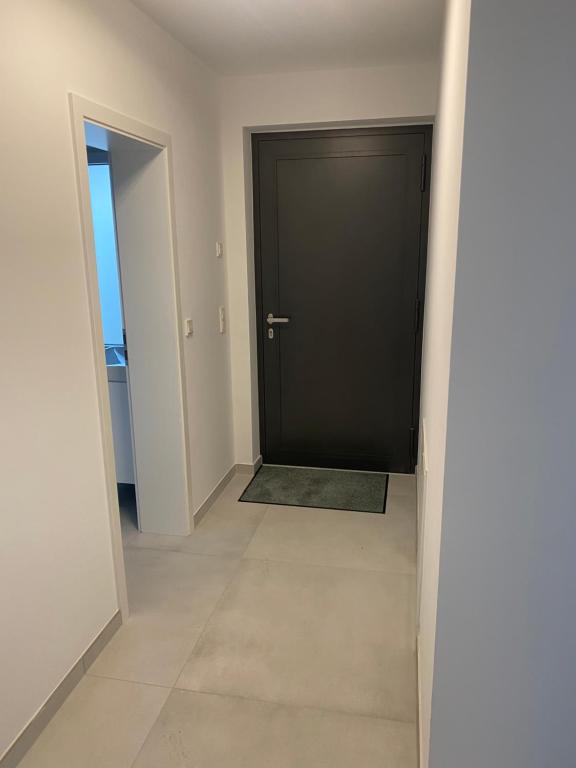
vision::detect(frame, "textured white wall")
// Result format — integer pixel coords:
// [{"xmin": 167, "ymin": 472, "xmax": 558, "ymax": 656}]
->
[
  {"xmin": 219, "ymin": 63, "xmax": 440, "ymax": 464},
  {"xmin": 416, "ymin": 2, "xmax": 471, "ymax": 766},
  {"xmin": 0, "ymin": 0, "xmax": 232, "ymax": 756},
  {"xmin": 429, "ymin": 1, "xmax": 576, "ymax": 765}
]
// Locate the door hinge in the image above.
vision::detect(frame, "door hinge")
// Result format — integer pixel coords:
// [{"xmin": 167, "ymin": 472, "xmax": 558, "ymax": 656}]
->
[{"xmin": 420, "ymin": 154, "xmax": 427, "ymax": 192}]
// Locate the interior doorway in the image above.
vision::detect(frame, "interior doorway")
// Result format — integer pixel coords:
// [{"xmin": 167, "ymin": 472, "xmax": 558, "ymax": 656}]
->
[
  {"xmin": 86, "ymin": 138, "xmax": 135, "ymax": 519},
  {"xmin": 70, "ymin": 96, "xmax": 192, "ymax": 616},
  {"xmin": 252, "ymin": 127, "xmax": 432, "ymax": 473}
]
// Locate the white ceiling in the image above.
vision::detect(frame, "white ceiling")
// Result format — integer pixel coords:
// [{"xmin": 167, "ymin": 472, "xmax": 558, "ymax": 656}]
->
[{"xmin": 130, "ymin": 0, "xmax": 445, "ymax": 76}]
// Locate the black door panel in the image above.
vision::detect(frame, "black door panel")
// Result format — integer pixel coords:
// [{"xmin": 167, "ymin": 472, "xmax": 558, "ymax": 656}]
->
[{"xmin": 253, "ymin": 128, "xmax": 432, "ymax": 473}]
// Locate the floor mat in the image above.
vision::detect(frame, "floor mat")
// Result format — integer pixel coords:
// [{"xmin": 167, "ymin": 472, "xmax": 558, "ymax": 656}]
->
[{"xmin": 239, "ymin": 465, "xmax": 388, "ymax": 514}]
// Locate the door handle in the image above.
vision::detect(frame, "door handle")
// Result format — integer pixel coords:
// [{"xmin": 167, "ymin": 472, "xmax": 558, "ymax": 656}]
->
[{"xmin": 266, "ymin": 313, "xmax": 290, "ymax": 325}]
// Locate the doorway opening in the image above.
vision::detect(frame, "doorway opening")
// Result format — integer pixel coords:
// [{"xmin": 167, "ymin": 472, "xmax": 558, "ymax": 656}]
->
[
  {"xmin": 70, "ymin": 96, "xmax": 192, "ymax": 616},
  {"xmin": 85, "ymin": 134, "xmax": 136, "ymax": 532},
  {"xmin": 251, "ymin": 126, "xmax": 432, "ymax": 477}
]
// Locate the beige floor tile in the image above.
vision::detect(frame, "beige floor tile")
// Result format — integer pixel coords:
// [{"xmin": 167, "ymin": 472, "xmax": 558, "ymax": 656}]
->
[
  {"xmin": 387, "ymin": 474, "xmax": 416, "ymax": 497},
  {"xmin": 385, "ymin": 490, "xmax": 417, "ymax": 515},
  {"xmin": 134, "ymin": 689, "xmax": 417, "ymax": 768},
  {"xmin": 176, "ymin": 559, "xmax": 417, "ymax": 722},
  {"xmin": 87, "ymin": 614, "xmax": 202, "ymax": 687},
  {"xmin": 87, "ymin": 544, "xmax": 239, "ymax": 689},
  {"xmin": 244, "ymin": 502, "xmax": 415, "ymax": 573},
  {"xmin": 18, "ymin": 676, "xmax": 168, "ymax": 768},
  {"xmin": 220, "ymin": 471, "xmax": 255, "ymax": 499},
  {"xmin": 122, "ymin": 478, "xmax": 265, "ymax": 558},
  {"xmin": 386, "ymin": 488, "xmax": 417, "ymax": 523},
  {"xmin": 185, "ymin": 496, "xmax": 265, "ymax": 556},
  {"xmin": 125, "ymin": 548, "xmax": 238, "ymax": 620}
]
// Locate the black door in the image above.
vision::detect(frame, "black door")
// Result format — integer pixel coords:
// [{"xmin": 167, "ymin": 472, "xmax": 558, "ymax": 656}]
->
[{"xmin": 253, "ymin": 127, "xmax": 431, "ymax": 473}]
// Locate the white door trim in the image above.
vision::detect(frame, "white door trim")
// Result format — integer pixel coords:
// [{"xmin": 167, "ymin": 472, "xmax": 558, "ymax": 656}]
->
[{"xmin": 68, "ymin": 94, "xmax": 192, "ymax": 618}]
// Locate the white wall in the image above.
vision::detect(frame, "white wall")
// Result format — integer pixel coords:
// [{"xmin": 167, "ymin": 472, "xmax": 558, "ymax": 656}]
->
[
  {"xmin": 0, "ymin": 0, "xmax": 232, "ymax": 756},
  {"xmin": 416, "ymin": 2, "xmax": 471, "ymax": 766},
  {"xmin": 429, "ymin": 1, "xmax": 576, "ymax": 766},
  {"xmin": 220, "ymin": 63, "xmax": 440, "ymax": 464}
]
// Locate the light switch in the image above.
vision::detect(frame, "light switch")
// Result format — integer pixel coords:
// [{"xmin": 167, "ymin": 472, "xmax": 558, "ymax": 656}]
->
[
  {"xmin": 218, "ymin": 306, "xmax": 226, "ymax": 334},
  {"xmin": 184, "ymin": 318, "xmax": 193, "ymax": 337},
  {"xmin": 216, "ymin": 241, "xmax": 224, "ymax": 259}
]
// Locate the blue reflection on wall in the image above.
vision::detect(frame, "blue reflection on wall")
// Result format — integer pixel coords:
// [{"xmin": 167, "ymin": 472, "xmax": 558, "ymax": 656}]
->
[{"xmin": 88, "ymin": 163, "xmax": 124, "ymax": 347}]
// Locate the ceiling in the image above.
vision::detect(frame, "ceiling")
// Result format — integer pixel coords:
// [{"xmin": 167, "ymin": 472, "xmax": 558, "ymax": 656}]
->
[{"xmin": 130, "ymin": 0, "xmax": 445, "ymax": 76}]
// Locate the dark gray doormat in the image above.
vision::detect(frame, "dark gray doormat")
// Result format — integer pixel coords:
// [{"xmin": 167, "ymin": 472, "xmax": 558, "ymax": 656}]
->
[{"xmin": 239, "ymin": 465, "xmax": 388, "ymax": 514}]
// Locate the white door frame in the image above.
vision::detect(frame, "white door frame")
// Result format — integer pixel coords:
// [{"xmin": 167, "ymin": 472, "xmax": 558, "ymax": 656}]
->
[{"xmin": 68, "ymin": 94, "xmax": 192, "ymax": 619}]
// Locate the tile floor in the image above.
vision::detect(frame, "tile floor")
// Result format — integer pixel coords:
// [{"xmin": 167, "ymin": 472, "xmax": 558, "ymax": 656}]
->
[{"xmin": 19, "ymin": 471, "xmax": 418, "ymax": 768}]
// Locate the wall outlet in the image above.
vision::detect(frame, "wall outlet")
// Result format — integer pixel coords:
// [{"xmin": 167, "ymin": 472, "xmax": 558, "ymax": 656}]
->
[
  {"xmin": 216, "ymin": 241, "xmax": 224, "ymax": 259},
  {"xmin": 218, "ymin": 306, "xmax": 226, "ymax": 334}
]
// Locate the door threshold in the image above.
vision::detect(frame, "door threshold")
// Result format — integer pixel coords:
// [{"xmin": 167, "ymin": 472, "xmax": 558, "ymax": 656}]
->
[{"xmin": 263, "ymin": 462, "xmax": 388, "ymax": 475}]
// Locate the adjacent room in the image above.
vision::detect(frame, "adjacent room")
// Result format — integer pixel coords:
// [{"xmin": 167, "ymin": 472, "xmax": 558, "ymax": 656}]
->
[{"xmin": 2, "ymin": 2, "xmax": 575, "ymax": 768}]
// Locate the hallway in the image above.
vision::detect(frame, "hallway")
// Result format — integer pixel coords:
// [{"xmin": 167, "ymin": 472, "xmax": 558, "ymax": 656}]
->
[{"xmin": 19, "ymin": 472, "xmax": 417, "ymax": 767}]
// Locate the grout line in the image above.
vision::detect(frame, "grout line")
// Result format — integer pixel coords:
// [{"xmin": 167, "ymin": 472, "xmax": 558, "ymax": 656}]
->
[
  {"xmin": 127, "ymin": 678, "xmax": 417, "ymax": 768},
  {"xmin": 122, "ymin": 509, "xmax": 416, "ymax": 560},
  {"xmin": 127, "ymin": 685, "xmax": 172, "ymax": 768},
  {"xmin": 118, "ymin": 479, "xmax": 418, "ymax": 765},
  {"xmin": 232, "ymin": 501, "xmax": 272, "ymax": 554},
  {"xmin": 85, "ymin": 670, "xmax": 173, "ymax": 690},
  {"xmin": 122, "ymin": 544, "xmax": 241, "ymax": 560},
  {"xmin": 237, "ymin": 556, "xmax": 418, "ymax": 638},
  {"xmin": 122, "ymin": 500, "xmax": 273, "ymax": 560},
  {"xmin": 239, "ymin": 554, "xmax": 417, "ymax": 579},
  {"xmin": 125, "ymin": 557, "xmax": 245, "ymax": 768},
  {"xmin": 171, "ymin": 685, "xmax": 418, "ymax": 727},
  {"xmin": 152, "ymin": 497, "xmax": 274, "ymax": 689},
  {"xmin": 123, "ymin": 485, "xmax": 271, "ymax": 698},
  {"xmin": 168, "ymin": 557, "xmax": 247, "ymax": 687}
]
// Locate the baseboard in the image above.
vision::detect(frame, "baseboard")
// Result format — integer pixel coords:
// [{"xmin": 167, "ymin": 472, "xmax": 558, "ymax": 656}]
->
[
  {"xmin": 235, "ymin": 455, "xmax": 262, "ymax": 475},
  {"xmin": 82, "ymin": 610, "xmax": 123, "ymax": 671},
  {"xmin": 0, "ymin": 611, "xmax": 122, "ymax": 768},
  {"xmin": 193, "ymin": 466, "xmax": 237, "ymax": 526},
  {"xmin": 193, "ymin": 459, "xmax": 263, "ymax": 526},
  {"xmin": 417, "ymin": 633, "xmax": 424, "ymax": 768}
]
